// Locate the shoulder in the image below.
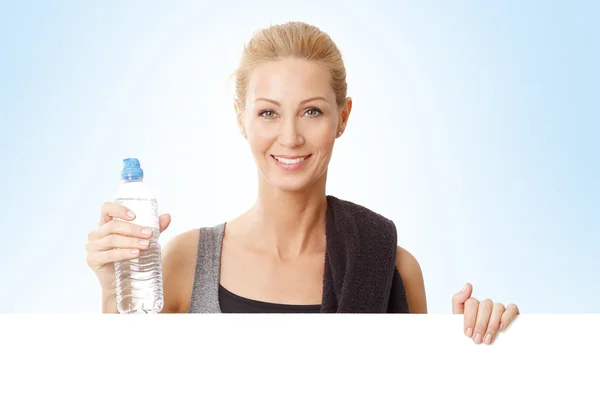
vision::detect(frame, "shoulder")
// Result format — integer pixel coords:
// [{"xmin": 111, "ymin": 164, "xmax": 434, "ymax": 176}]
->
[
  {"xmin": 326, "ymin": 195, "xmax": 396, "ymax": 240},
  {"xmin": 326, "ymin": 195, "xmax": 394, "ymax": 225},
  {"xmin": 327, "ymin": 196, "xmax": 427, "ymax": 312},
  {"xmin": 160, "ymin": 228, "xmax": 201, "ymax": 313},
  {"xmin": 395, "ymin": 246, "xmax": 421, "ymax": 279},
  {"xmin": 395, "ymin": 246, "xmax": 427, "ymax": 313},
  {"xmin": 162, "ymin": 228, "xmax": 200, "ymax": 271}
]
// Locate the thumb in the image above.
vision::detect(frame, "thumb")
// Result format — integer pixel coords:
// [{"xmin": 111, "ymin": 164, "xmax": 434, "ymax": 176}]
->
[
  {"xmin": 159, "ymin": 213, "xmax": 171, "ymax": 233},
  {"xmin": 452, "ymin": 282, "xmax": 473, "ymax": 314}
]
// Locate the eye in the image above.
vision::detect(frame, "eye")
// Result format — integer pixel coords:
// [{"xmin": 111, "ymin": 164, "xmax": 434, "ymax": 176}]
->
[
  {"xmin": 304, "ymin": 107, "xmax": 322, "ymax": 118},
  {"xmin": 259, "ymin": 110, "xmax": 277, "ymax": 119}
]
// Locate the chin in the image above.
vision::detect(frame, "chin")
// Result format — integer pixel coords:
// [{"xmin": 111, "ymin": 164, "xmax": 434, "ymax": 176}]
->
[{"xmin": 268, "ymin": 177, "xmax": 314, "ymax": 193}]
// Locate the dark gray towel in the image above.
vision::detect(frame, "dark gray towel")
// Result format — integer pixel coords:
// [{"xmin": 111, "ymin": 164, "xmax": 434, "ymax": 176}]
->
[{"xmin": 321, "ymin": 195, "xmax": 409, "ymax": 313}]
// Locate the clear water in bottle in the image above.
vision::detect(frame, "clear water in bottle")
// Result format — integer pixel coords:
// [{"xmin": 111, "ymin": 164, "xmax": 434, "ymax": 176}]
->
[{"xmin": 114, "ymin": 158, "xmax": 164, "ymax": 314}]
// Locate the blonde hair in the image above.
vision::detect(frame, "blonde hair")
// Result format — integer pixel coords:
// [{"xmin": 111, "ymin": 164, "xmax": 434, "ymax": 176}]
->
[{"xmin": 233, "ymin": 21, "xmax": 347, "ymax": 111}]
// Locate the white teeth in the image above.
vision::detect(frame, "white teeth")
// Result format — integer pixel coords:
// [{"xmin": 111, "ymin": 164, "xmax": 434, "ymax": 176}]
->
[{"xmin": 274, "ymin": 156, "xmax": 306, "ymax": 164}]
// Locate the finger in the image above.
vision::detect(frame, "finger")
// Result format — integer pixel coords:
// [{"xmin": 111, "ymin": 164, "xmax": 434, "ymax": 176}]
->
[
  {"xmin": 91, "ymin": 220, "xmax": 154, "ymax": 241},
  {"xmin": 99, "ymin": 201, "xmax": 136, "ymax": 226},
  {"xmin": 463, "ymin": 297, "xmax": 479, "ymax": 338},
  {"xmin": 159, "ymin": 213, "xmax": 171, "ymax": 233},
  {"xmin": 483, "ymin": 303, "xmax": 505, "ymax": 345},
  {"xmin": 88, "ymin": 248, "xmax": 141, "ymax": 269},
  {"xmin": 473, "ymin": 299, "xmax": 494, "ymax": 344},
  {"xmin": 86, "ymin": 234, "xmax": 151, "ymax": 253},
  {"xmin": 452, "ymin": 282, "xmax": 473, "ymax": 314},
  {"xmin": 500, "ymin": 303, "xmax": 520, "ymax": 331}
]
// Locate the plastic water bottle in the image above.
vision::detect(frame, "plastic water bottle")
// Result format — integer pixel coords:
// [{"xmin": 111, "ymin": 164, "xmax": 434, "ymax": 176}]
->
[{"xmin": 114, "ymin": 158, "xmax": 164, "ymax": 314}]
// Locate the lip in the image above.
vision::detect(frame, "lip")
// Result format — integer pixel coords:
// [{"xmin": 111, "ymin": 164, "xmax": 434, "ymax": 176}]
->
[
  {"xmin": 271, "ymin": 154, "xmax": 312, "ymax": 172},
  {"xmin": 271, "ymin": 154, "xmax": 311, "ymax": 159}
]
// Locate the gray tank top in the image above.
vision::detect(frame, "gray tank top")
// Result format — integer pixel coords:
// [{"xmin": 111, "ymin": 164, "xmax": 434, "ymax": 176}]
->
[{"xmin": 187, "ymin": 223, "xmax": 226, "ymax": 313}]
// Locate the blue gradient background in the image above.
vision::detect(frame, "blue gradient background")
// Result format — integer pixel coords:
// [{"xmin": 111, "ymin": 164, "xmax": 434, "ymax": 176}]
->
[{"xmin": 0, "ymin": 1, "xmax": 597, "ymax": 313}]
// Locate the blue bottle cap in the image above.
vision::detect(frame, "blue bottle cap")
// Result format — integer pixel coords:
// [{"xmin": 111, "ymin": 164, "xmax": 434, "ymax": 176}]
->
[{"xmin": 121, "ymin": 158, "xmax": 144, "ymax": 181}]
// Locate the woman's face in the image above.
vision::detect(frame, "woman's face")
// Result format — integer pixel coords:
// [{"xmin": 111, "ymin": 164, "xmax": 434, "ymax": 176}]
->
[{"xmin": 238, "ymin": 58, "xmax": 351, "ymax": 193}]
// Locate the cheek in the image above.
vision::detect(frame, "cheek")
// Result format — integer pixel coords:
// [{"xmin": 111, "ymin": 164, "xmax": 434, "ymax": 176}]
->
[
  {"xmin": 300, "ymin": 119, "xmax": 336, "ymax": 150},
  {"xmin": 246, "ymin": 119, "xmax": 278, "ymax": 151}
]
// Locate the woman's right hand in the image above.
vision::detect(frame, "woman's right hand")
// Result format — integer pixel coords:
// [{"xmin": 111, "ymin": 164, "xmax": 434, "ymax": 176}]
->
[{"xmin": 85, "ymin": 202, "xmax": 171, "ymax": 311}]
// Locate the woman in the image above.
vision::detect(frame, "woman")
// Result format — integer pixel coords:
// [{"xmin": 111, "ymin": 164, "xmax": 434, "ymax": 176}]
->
[{"xmin": 85, "ymin": 21, "xmax": 519, "ymax": 344}]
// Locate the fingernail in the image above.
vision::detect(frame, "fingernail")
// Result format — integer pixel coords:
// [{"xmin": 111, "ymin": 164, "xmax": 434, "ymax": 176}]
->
[
  {"xmin": 462, "ymin": 283, "xmax": 468, "ymax": 292},
  {"xmin": 474, "ymin": 333, "xmax": 482, "ymax": 344},
  {"xmin": 127, "ymin": 210, "xmax": 136, "ymax": 219},
  {"xmin": 130, "ymin": 249, "xmax": 139, "ymax": 255},
  {"xmin": 484, "ymin": 333, "xmax": 493, "ymax": 344},
  {"xmin": 141, "ymin": 228, "xmax": 152, "ymax": 235},
  {"xmin": 139, "ymin": 240, "xmax": 149, "ymax": 247},
  {"xmin": 466, "ymin": 328, "xmax": 473, "ymax": 338},
  {"xmin": 499, "ymin": 323, "xmax": 505, "ymax": 331}
]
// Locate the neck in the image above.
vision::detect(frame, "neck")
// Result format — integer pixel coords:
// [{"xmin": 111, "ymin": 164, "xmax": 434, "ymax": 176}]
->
[{"xmin": 249, "ymin": 173, "xmax": 328, "ymax": 261}]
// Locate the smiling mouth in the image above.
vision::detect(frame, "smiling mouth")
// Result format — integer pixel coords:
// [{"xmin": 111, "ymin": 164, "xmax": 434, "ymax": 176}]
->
[
  {"xmin": 270, "ymin": 154, "xmax": 312, "ymax": 171},
  {"xmin": 271, "ymin": 154, "xmax": 311, "ymax": 164}
]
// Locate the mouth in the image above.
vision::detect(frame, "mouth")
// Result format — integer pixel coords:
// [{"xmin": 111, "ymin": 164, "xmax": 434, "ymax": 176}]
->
[{"xmin": 271, "ymin": 154, "xmax": 312, "ymax": 171}]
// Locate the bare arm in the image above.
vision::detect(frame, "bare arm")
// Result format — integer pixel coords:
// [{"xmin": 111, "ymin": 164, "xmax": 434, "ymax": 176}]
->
[
  {"xmin": 160, "ymin": 229, "xmax": 200, "ymax": 313},
  {"xmin": 395, "ymin": 246, "xmax": 427, "ymax": 313}
]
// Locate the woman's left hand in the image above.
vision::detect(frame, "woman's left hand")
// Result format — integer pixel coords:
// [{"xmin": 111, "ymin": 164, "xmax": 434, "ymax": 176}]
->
[{"xmin": 452, "ymin": 283, "xmax": 519, "ymax": 345}]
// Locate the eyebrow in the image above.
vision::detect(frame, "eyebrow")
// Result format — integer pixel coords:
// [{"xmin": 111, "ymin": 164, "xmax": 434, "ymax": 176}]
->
[{"xmin": 254, "ymin": 96, "xmax": 329, "ymax": 106}]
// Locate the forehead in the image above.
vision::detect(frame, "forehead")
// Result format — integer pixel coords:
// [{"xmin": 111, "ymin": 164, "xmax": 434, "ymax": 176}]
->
[{"xmin": 246, "ymin": 58, "xmax": 334, "ymax": 103}]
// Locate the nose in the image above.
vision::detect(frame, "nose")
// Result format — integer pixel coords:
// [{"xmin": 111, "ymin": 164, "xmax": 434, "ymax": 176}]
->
[{"xmin": 278, "ymin": 119, "xmax": 304, "ymax": 148}]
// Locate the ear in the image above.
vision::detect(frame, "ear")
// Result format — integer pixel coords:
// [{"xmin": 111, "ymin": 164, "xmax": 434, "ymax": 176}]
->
[
  {"xmin": 337, "ymin": 97, "xmax": 353, "ymax": 137},
  {"xmin": 233, "ymin": 101, "xmax": 246, "ymax": 139}
]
